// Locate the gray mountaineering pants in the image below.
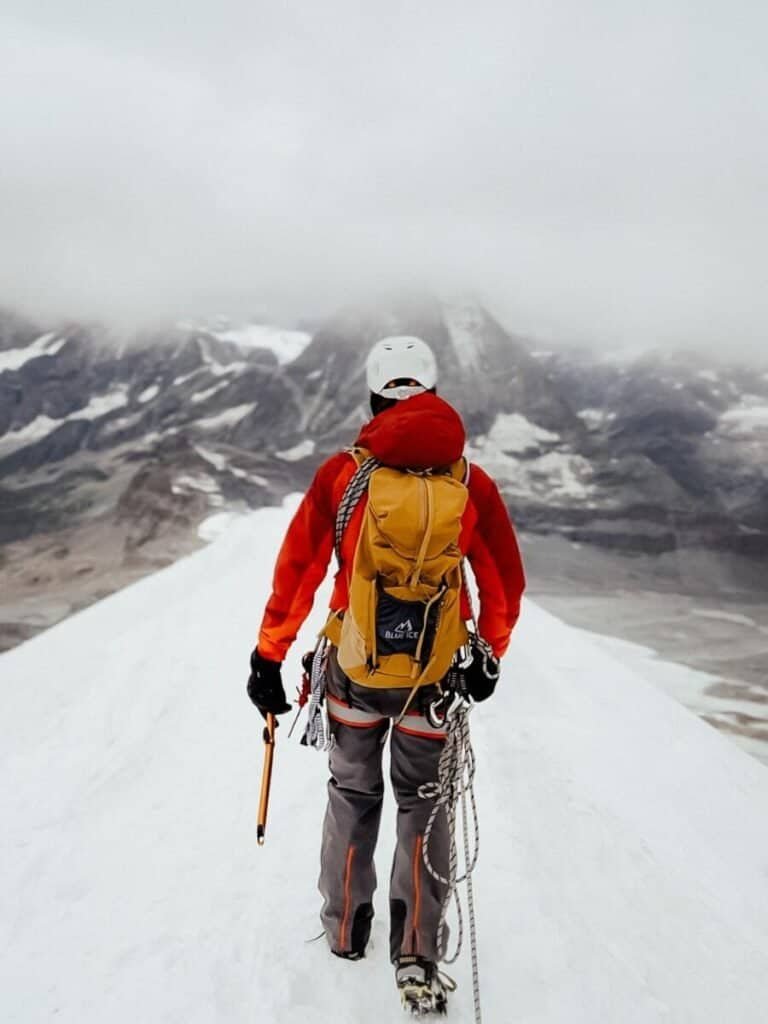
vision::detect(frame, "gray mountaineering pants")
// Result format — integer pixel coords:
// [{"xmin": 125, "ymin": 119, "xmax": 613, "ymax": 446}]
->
[{"xmin": 319, "ymin": 648, "xmax": 450, "ymax": 963}]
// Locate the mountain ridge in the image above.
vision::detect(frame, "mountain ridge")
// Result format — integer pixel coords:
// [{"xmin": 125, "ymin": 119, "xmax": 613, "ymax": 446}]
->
[
  {"xmin": 1, "ymin": 500, "xmax": 767, "ymax": 1023},
  {"xmin": 1, "ymin": 297, "xmax": 767, "ymax": 655}
]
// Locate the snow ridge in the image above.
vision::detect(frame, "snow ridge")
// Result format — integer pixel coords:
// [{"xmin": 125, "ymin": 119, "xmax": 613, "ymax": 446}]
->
[{"xmin": 1, "ymin": 502, "xmax": 767, "ymax": 1023}]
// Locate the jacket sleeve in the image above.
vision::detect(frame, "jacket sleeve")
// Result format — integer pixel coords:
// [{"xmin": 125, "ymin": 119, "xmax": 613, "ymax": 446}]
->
[
  {"xmin": 257, "ymin": 452, "xmax": 349, "ymax": 662},
  {"xmin": 465, "ymin": 464, "xmax": 526, "ymax": 658}
]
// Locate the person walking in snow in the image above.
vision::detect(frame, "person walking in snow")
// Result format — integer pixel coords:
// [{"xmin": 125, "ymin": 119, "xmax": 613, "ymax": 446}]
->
[{"xmin": 247, "ymin": 336, "xmax": 525, "ymax": 1014}]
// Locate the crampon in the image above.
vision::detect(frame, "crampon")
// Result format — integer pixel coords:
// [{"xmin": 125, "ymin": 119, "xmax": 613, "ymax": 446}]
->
[{"xmin": 396, "ymin": 956, "xmax": 456, "ymax": 1017}]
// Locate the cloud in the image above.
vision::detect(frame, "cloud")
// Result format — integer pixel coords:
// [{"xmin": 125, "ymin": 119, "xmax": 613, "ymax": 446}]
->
[{"xmin": 0, "ymin": 2, "xmax": 766, "ymax": 354}]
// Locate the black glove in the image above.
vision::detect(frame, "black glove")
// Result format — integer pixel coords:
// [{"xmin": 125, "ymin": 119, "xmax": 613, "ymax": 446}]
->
[
  {"xmin": 462, "ymin": 641, "xmax": 500, "ymax": 703},
  {"xmin": 247, "ymin": 649, "xmax": 292, "ymax": 717}
]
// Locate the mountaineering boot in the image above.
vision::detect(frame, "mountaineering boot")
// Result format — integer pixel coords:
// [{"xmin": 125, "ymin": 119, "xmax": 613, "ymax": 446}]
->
[
  {"xmin": 395, "ymin": 955, "xmax": 456, "ymax": 1017},
  {"xmin": 331, "ymin": 948, "xmax": 365, "ymax": 962}
]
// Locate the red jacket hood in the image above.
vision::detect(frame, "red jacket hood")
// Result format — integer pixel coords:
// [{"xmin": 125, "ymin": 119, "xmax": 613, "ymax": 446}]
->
[{"xmin": 355, "ymin": 392, "xmax": 466, "ymax": 469}]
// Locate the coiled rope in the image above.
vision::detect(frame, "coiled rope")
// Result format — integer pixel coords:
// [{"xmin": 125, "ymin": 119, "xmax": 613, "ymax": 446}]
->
[
  {"xmin": 334, "ymin": 454, "xmax": 380, "ymax": 561},
  {"xmin": 301, "ymin": 638, "xmax": 332, "ymax": 751},
  {"xmin": 418, "ymin": 690, "xmax": 483, "ymax": 1024}
]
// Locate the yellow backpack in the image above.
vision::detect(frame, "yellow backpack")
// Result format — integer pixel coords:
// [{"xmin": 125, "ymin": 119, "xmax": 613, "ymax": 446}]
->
[{"xmin": 324, "ymin": 448, "xmax": 469, "ymax": 689}]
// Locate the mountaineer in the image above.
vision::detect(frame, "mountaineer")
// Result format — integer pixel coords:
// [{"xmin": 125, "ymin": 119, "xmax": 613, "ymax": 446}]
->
[{"xmin": 248, "ymin": 335, "xmax": 525, "ymax": 1014}]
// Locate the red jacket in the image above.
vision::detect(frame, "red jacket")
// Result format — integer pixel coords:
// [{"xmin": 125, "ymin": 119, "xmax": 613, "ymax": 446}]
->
[{"xmin": 258, "ymin": 393, "xmax": 526, "ymax": 662}]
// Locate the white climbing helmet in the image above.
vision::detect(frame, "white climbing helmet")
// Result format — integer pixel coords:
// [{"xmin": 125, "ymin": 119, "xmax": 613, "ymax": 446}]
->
[{"xmin": 365, "ymin": 336, "xmax": 438, "ymax": 400}]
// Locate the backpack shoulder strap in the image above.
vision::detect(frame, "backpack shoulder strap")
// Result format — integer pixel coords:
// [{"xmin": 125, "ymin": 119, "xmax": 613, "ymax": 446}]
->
[
  {"xmin": 451, "ymin": 456, "xmax": 469, "ymax": 484},
  {"xmin": 334, "ymin": 447, "xmax": 380, "ymax": 564},
  {"xmin": 346, "ymin": 445, "xmax": 369, "ymax": 466}
]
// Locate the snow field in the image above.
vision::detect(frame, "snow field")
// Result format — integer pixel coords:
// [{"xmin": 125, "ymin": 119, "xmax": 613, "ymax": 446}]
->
[
  {"xmin": 1, "ymin": 499, "xmax": 767, "ymax": 1023},
  {"xmin": 0, "ymin": 388, "xmax": 129, "ymax": 457},
  {"xmin": 0, "ymin": 332, "xmax": 65, "ymax": 373},
  {"xmin": 210, "ymin": 325, "xmax": 311, "ymax": 365}
]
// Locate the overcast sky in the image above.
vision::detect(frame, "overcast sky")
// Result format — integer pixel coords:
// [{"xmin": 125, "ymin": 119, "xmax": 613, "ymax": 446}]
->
[{"xmin": 1, "ymin": 1, "xmax": 766, "ymax": 354}]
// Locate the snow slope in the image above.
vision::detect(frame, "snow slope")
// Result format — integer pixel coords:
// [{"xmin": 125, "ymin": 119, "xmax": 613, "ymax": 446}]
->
[
  {"xmin": 211, "ymin": 324, "xmax": 311, "ymax": 365},
  {"xmin": 2, "ymin": 501, "xmax": 768, "ymax": 1024},
  {"xmin": 0, "ymin": 332, "xmax": 65, "ymax": 373},
  {"xmin": 0, "ymin": 388, "xmax": 129, "ymax": 457}
]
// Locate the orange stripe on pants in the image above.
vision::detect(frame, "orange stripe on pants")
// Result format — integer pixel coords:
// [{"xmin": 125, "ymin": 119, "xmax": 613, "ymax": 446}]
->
[
  {"xmin": 411, "ymin": 834, "xmax": 423, "ymax": 955},
  {"xmin": 339, "ymin": 845, "xmax": 356, "ymax": 951}
]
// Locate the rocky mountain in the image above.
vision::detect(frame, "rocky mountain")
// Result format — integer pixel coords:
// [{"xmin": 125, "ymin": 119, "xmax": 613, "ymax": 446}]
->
[
  {"xmin": 1, "ymin": 298, "xmax": 767, "ymax": 649},
  {"xmin": 533, "ymin": 346, "xmax": 768, "ymax": 555}
]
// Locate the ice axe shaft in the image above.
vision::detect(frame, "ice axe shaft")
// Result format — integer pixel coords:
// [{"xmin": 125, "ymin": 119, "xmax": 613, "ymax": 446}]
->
[{"xmin": 256, "ymin": 713, "xmax": 276, "ymax": 845}]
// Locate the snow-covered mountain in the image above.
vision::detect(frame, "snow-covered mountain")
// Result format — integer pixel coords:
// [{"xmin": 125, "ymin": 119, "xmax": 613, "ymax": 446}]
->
[
  {"xmin": 536, "ymin": 345, "xmax": 768, "ymax": 554},
  {"xmin": 1, "ymin": 500, "xmax": 767, "ymax": 1023},
  {"xmin": 1, "ymin": 298, "xmax": 767, "ymax": 654},
  {"xmin": 0, "ymin": 309, "xmax": 315, "ymax": 648}
]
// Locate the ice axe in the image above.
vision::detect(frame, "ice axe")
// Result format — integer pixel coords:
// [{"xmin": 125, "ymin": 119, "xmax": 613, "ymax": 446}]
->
[{"xmin": 256, "ymin": 713, "xmax": 276, "ymax": 845}]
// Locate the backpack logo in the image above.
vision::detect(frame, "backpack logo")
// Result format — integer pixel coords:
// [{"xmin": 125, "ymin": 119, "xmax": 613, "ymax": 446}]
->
[{"xmin": 384, "ymin": 618, "xmax": 418, "ymax": 641}]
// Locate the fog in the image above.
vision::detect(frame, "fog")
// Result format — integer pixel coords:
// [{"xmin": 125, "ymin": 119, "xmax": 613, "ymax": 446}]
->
[{"xmin": 1, "ymin": 2, "xmax": 766, "ymax": 354}]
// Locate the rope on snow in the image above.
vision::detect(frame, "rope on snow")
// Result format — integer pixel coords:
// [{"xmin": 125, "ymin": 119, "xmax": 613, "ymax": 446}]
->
[{"xmin": 418, "ymin": 693, "xmax": 483, "ymax": 1024}]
